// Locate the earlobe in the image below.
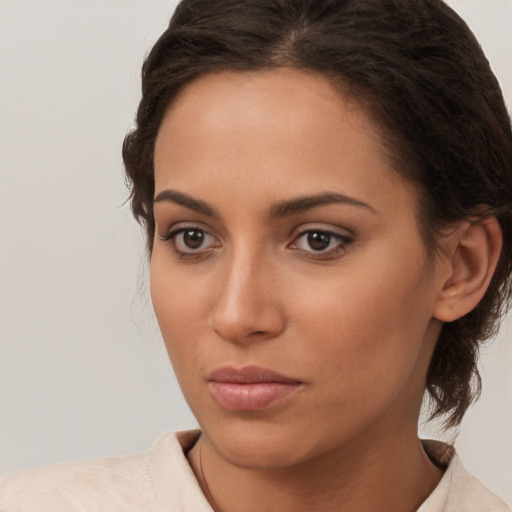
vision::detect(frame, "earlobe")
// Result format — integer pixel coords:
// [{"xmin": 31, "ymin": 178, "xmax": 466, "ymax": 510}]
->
[{"xmin": 433, "ymin": 216, "xmax": 502, "ymax": 323}]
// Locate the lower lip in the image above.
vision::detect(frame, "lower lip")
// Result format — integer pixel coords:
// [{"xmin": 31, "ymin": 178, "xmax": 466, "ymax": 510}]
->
[{"xmin": 209, "ymin": 382, "xmax": 301, "ymax": 411}]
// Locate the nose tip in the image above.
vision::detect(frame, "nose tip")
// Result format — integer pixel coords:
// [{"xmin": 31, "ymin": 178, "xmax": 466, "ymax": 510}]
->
[
  {"xmin": 208, "ymin": 265, "xmax": 285, "ymax": 344},
  {"xmin": 211, "ymin": 307, "xmax": 284, "ymax": 344}
]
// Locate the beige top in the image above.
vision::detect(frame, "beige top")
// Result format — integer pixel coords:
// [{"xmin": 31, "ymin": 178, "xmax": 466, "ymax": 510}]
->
[{"xmin": 0, "ymin": 430, "xmax": 509, "ymax": 511}]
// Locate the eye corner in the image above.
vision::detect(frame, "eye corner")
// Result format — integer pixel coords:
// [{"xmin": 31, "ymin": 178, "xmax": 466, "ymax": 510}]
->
[
  {"xmin": 159, "ymin": 223, "xmax": 221, "ymax": 260},
  {"xmin": 288, "ymin": 227, "xmax": 353, "ymax": 261}
]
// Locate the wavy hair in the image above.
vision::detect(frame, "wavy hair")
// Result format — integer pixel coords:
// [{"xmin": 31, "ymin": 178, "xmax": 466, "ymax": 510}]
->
[{"xmin": 123, "ymin": 0, "xmax": 512, "ymax": 427}]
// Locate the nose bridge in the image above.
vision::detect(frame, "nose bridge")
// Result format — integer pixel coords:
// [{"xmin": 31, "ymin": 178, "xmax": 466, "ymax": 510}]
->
[{"xmin": 210, "ymin": 241, "xmax": 283, "ymax": 342}]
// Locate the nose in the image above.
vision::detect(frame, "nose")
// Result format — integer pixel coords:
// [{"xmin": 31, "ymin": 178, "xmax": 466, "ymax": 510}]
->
[{"xmin": 208, "ymin": 250, "xmax": 286, "ymax": 344}]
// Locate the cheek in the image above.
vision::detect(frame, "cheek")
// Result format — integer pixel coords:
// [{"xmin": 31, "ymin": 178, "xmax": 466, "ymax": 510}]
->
[
  {"xmin": 149, "ymin": 253, "xmax": 211, "ymax": 372},
  {"xmin": 290, "ymin": 250, "xmax": 434, "ymax": 400}
]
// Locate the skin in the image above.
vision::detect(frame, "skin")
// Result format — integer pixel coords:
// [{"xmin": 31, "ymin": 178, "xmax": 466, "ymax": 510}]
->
[{"xmin": 150, "ymin": 69, "xmax": 494, "ymax": 512}]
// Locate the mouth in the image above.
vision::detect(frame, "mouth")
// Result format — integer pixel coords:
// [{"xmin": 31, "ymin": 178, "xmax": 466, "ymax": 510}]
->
[{"xmin": 207, "ymin": 365, "xmax": 303, "ymax": 411}]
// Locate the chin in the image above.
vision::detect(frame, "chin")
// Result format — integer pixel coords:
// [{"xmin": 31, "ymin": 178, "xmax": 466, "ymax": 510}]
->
[{"xmin": 202, "ymin": 418, "xmax": 315, "ymax": 470}]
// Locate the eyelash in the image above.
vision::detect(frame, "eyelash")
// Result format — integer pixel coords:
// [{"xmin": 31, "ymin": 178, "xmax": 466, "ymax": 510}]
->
[
  {"xmin": 159, "ymin": 226, "xmax": 219, "ymax": 259},
  {"xmin": 288, "ymin": 229, "xmax": 352, "ymax": 260},
  {"xmin": 159, "ymin": 225, "xmax": 353, "ymax": 260}
]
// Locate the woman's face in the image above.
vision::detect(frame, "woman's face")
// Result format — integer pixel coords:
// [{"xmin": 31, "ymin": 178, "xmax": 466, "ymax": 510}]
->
[{"xmin": 151, "ymin": 69, "xmax": 445, "ymax": 469}]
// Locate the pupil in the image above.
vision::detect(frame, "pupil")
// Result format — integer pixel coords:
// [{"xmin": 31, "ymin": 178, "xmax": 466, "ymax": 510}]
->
[
  {"xmin": 184, "ymin": 230, "xmax": 204, "ymax": 249},
  {"xmin": 308, "ymin": 231, "xmax": 330, "ymax": 251}
]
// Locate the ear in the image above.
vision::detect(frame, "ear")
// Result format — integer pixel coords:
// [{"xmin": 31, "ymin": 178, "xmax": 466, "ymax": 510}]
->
[{"xmin": 433, "ymin": 216, "xmax": 502, "ymax": 322}]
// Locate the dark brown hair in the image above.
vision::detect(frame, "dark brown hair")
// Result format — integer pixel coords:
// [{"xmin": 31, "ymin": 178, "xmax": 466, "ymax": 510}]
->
[{"xmin": 123, "ymin": 0, "xmax": 512, "ymax": 427}]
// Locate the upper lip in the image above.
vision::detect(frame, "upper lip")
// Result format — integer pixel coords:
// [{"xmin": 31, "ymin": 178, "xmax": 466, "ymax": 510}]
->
[{"xmin": 208, "ymin": 365, "xmax": 301, "ymax": 384}]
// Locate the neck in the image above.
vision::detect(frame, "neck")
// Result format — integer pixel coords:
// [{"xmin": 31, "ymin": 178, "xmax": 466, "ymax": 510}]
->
[{"xmin": 187, "ymin": 424, "xmax": 443, "ymax": 512}]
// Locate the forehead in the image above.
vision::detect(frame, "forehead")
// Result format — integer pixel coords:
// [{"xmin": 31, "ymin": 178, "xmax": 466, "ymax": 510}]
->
[{"xmin": 153, "ymin": 68, "xmax": 416, "ymax": 219}]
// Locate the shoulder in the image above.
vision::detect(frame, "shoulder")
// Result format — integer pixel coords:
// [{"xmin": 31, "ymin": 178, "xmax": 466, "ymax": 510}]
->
[
  {"xmin": 0, "ymin": 452, "xmax": 156, "ymax": 512},
  {"xmin": 0, "ymin": 431, "xmax": 201, "ymax": 512},
  {"xmin": 420, "ymin": 440, "xmax": 511, "ymax": 512},
  {"xmin": 445, "ymin": 455, "xmax": 511, "ymax": 511}
]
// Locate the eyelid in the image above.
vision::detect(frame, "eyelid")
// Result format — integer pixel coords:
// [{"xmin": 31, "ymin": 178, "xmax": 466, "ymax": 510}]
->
[
  {"xmin": 288, "ymin": 224, "xmax": 354, "ymax": 260},
  {"xmin": 290, "ymin": 223, "xmax": 354, "ymax": 241},
  {"xmin": 157, "ymin": 221, "xmax": 353, "ymax": 260},
  {"xmin": 159, "ymin": 221, "xmax": 214, "ymax": 239},
  {"xmin": 159, "ymin": 222, "xmax": 221, "ymax": 259}
]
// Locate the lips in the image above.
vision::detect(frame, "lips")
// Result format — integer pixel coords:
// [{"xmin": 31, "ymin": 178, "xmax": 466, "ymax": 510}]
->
[{"xmin": 207, "ymin": 365, "xmax": 303, "ymax": 411}]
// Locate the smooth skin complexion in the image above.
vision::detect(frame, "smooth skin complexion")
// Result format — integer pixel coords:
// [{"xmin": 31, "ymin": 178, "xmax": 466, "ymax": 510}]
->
[{"xmin": 150, "ymin": 69, "xmax": 501, "ymax": 512}]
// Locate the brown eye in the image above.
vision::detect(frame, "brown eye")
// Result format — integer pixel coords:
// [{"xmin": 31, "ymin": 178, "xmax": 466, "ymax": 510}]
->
[
  {"xmin": 307, "ymin": 231, "xmax": 331, "ymax": 251},
  {"xmin": 183, "ymin": 229, "xmax": 206, "ymax": 249},
  {"xmin": 289, "ymin": 228, "xmax": 352, "ymax": 260},
  {"xmin": 162, "ymin": 226, "xmax": 220, "ymax": 257}
]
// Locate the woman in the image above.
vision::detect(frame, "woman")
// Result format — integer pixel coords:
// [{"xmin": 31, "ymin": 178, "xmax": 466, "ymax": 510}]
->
[{"xmin": 1, "ymin": 0, "xmax": 511, "ymax": 510}]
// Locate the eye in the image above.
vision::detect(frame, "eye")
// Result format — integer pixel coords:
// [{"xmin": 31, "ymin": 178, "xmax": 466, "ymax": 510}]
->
[
  {"xmin": 289, "ymin": 229, "xmax": 351, "ymax": 259},
  {"xmin": 160, "ymin": 226, "xmax": 220, "ymax": 258}
]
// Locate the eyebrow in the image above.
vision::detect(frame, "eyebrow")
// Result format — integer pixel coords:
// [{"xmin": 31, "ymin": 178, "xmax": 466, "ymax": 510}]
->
[
  {"xmin": 153, "ymin": 189, "xmax": 377, "ymax": 218},
  {"xmin": 153, "ymin": 189, "xmax": 220, "ymax": 217},
  {"xmin": 270, "ymin": 192, "xmax": 378, "ymax": 217}
]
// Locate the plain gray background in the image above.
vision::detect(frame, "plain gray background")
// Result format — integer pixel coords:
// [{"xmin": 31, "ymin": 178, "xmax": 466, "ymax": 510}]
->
[{"xmin": 0, "ymin": 0, "xmax": 511, "ymax": 505}]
